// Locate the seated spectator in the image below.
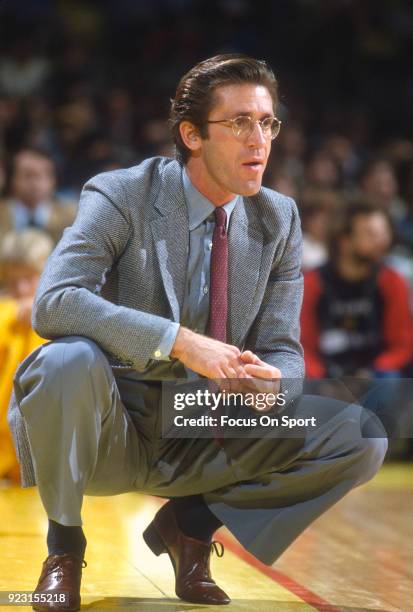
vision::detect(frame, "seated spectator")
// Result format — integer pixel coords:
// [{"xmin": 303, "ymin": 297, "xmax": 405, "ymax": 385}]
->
[
  {"xmin": 0, "ymin": 229, "xmax": 53, "ymax": 482},
  {"xmin": 275, "ymin": 122, "xmax": 307, "ymax": 186},
  {"xmin": 267, "ymin": 169, "xmax": 299, "ymax": 199},
  {"xmin": 306, "ymin": 150, "xmax": 340, "ymax": 191},
  {"xmin": 301, "ymin": 203, "xmax": 413, "ymax": 378},
  {"xmin": 0, "ymin": 147, "xmax": 77, "ymax": 245},
  {"xmin": 0, "ymin": 38, "xmax": 50, "ymax": 98},
  {"xmin": 300, "ymin": 188, "xmax": 343, "ymax": 271},
  {"xmin": 301, "ymin": 204, "xmax": 330, "ymax": 270},
  {"xmin": 358, "ymin": 158, "xmax": 408, "ymax": 226},
  {"xmin": 0, "ymin": 157, "xmax": 5, "ymax": 195},
  {"xmin": 324, "ymin": 134, "xmax": 362, "ymax": 187}
]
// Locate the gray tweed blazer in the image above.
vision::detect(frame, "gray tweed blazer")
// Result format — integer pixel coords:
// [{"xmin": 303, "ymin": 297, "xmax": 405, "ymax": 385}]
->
[{"xmin": 8, "ymin": 156, "xmax": 304, "ymax": 486}]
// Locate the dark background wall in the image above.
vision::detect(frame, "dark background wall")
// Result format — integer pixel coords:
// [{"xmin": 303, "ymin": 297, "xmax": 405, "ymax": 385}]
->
[{"xmin": 0, "ymin": 0, "xmax": 412, "ymax": 190}]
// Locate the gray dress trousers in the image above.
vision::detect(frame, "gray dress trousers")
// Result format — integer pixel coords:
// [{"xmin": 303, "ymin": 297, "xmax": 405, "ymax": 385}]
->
[{"xmin": 11, "ymin": 335, "xmax": 387, "ymax": 565}]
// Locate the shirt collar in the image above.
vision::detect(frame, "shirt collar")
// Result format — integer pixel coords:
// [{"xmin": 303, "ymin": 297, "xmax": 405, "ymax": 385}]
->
[
  {"xmin": 10, "ymin": 199, "xmax": 51, "ymax": 229},
  {"xmin": 182, "ymin": 167, "xmax": 239, "ymax": 231}
]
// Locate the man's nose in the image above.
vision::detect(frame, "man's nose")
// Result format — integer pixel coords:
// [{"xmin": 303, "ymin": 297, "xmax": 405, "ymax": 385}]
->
[{"xmin": 247, "ymin": 121, "xmax": 266, "ymax": 146}]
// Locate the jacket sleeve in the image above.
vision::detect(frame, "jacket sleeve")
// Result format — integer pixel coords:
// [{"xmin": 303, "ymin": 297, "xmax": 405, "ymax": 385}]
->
[
  {"xmin": 300, "ymin": 270, "xmax": 326, "ymax": 378},
  {"xmin": 244, "ymin": 197, "xmax": 305, "ymax": 382},
  {"xmin": 374, "ymin": 267, "xmax": 413, "ymax": 372},
  {"xmin": 32, "ymin": 173, "xmax": 174, "ymax": 370}
]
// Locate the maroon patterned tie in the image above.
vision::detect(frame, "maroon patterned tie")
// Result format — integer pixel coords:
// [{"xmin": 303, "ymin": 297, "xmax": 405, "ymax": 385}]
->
[
  {"xmin": 207, "ymin": 207, "xmax": 228, "ymax": 342},
  {"xmin": 207, "ymin": 208, "xmax": 228, "ymax": 445}
]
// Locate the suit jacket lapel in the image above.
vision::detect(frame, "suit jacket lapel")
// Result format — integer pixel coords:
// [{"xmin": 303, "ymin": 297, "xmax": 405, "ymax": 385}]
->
[
  {"xmin": 150, "ymin": 162, "xmax": 272, "ymax": 343},
  {"xmin": 150, "ymin": 161, "xmax": 189, "ymax": 322},
  {"xmin": 228, "ymin": 197, "xmax": 266, "ymax": 346}
]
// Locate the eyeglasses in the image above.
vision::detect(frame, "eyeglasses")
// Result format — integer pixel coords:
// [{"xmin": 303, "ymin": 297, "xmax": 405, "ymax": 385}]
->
[{"xmin": 206, "ymin": 115, "xmax": 281, "ymax": 140}]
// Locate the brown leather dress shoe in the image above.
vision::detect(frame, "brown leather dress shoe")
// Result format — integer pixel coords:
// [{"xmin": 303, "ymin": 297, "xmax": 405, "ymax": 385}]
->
[
  {"xmin": 143, "ymin": 502, "xmax": 230, "ymax": 605},
  {"xmin": 32, "ymin": 553, "xmax": 86, "ymax": 612}
]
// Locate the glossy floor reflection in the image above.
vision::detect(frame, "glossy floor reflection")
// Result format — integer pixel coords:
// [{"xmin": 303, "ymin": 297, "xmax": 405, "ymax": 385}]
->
[{"xmin": 0, "ymin": 464, "xmax": 411, "ymax": 611}]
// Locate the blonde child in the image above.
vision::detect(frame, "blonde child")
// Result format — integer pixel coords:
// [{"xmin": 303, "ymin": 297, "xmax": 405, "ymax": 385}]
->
[{"xmin": 0, "ymin": 229, "xmax": 53, "ymax": 482}]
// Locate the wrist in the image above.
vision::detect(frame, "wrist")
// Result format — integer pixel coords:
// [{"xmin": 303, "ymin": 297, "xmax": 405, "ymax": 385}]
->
[{"xmin": 170, "ymin": 326, "xmax": 195, "ymax": 360}]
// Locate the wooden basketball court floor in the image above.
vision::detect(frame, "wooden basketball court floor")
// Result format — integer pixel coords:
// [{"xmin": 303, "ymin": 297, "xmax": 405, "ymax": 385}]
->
[{"xmin": 0, "ymin": 463, "xmax": 411, "ymax": 611}]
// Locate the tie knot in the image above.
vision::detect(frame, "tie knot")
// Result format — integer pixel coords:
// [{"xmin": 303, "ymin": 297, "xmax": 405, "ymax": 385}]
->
[{"xmin": 214, "ymin": 207, "xmax": 227, "ymax": 229}]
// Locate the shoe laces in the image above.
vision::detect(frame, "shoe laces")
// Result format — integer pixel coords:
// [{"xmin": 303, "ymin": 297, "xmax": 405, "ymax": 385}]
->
[
  {"xmin": 210, "ymin": 541, "xmax": 224, "ymax": 558},
  {"xmin": 44, "ymin": 556, "xmax": 87, "ymax": 578},
  {"xmin": 198, "ymin": 541, "xmax": 224, "ymax": 581}
]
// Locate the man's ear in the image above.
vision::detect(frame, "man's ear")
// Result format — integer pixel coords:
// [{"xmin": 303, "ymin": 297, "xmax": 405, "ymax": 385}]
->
[{"xmin": 179, "ymin": 121, "xmax": 202, "ymax": 153}]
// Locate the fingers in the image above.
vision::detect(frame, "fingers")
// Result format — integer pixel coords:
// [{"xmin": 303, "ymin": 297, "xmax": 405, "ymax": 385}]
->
[
  {"xmin": 221, "ymin": 364, "xmax": 240, "ymax": 379},
  {"xmin": 243, "ymin": 363, "xmax": 281, "ymax": 379},
  {"xmin": 240, "ymin": 351, "xmax": 272, "ymax": 371},
  {"xmin": 187, "ymin": 335, "xmax": 282, "ymax": 383},
  {"xmin": 240, "ymin": 350, "xmax": 262, "ymax": 365},
  {"xmin": 221, "ymin": 349, "xmax": 253, "ymax": 379}
]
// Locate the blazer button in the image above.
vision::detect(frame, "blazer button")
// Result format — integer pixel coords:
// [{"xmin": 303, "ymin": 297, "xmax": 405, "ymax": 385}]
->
[{"xmin": 154, "ymin": 350, "xmax": 162, "ymax": 358}]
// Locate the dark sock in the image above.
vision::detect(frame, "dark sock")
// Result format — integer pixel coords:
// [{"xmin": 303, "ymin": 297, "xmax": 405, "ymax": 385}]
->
[
  {"xmin": 47, "ymin": 520, "xmax": 87, "ymax": 557},
  {"xmin": 171, "ymin": 495, "xmax": 223, "ymax": 542}
]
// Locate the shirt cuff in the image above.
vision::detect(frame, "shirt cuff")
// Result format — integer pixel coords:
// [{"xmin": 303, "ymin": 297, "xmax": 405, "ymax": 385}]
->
[{"xmin": 152, "ymin": 322, "xmax": 180, "ymax": 361}]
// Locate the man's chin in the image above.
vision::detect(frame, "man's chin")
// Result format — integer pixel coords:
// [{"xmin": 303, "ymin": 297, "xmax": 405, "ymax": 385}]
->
[{"xmin": 239, "ymin": 180, "xmax": 263, "ymax": 197}]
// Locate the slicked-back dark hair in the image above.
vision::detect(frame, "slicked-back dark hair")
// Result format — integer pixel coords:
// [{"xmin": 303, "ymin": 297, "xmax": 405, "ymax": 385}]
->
[{"xmin": 169, "ymin": 54, "xmax": 278, "ymax": 163}]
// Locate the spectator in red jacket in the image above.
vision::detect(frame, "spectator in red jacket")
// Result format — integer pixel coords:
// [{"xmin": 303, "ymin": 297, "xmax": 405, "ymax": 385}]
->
[{"xmin": 301, "ymin": 203, "xmax": 413, "ymax": 379}]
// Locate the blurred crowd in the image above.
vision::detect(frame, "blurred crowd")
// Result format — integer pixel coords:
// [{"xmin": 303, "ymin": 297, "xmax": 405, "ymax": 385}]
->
[{"xmin": 1, "ymin": 0, "xmax": 413, "ymax": 480}]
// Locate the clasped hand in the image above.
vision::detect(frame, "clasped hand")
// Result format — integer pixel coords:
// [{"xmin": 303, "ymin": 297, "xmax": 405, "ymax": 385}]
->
[
  {"xmin": 171, "ymin": 329, "xmax": 281, "ymax": 413},
  {"xmin": 219, "ymin": 350, "xmax": 281, "ymax": 413}
]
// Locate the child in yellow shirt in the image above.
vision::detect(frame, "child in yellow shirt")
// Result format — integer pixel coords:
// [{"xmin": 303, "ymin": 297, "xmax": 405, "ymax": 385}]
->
[{"xmin": 0, "ymin": 229, "xmax": 53, "ymax": 482}]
